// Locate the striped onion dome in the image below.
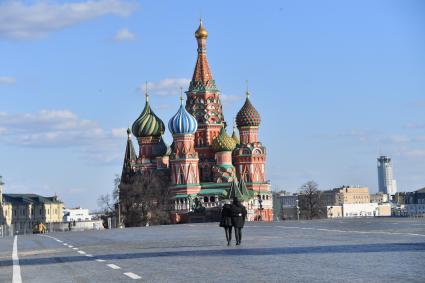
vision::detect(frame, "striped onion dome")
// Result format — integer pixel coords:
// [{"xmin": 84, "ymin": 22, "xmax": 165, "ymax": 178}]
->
[
  {"xmin": 236, "ymin": 94, "xmax": 261, "ymax": 127},
  {"xmin": 132, "ymin": 96, "xmax": 165, "ymax": 138},
  {"xmin": 168, "ymin": 102, "xmax": 198, "ymax": 135},
  {"xmin": 212, "ymin": 126, "xmax": 236, "ymax": 152}
]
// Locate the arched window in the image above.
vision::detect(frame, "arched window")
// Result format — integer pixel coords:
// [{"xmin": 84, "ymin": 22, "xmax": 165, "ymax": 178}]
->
[{"xmin": 204, "ymin": 196, "xmax": 209, "ymax": 203}]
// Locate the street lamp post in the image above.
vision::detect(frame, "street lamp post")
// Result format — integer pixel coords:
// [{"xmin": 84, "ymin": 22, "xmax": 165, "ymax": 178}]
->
[{"xmin": 296, "ymin": 199, "xmax": 300, "ymax": 221}]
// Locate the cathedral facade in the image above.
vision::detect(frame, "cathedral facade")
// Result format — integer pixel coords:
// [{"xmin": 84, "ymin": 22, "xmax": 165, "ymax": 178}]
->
[{"xmin": 120, "ymin": 21, "xmax": 273, "ymax": 223}]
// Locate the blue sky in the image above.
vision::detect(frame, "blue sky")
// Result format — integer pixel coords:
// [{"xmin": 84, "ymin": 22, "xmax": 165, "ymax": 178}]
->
[{"xmin": 0, "ymin": 0, "xmax": 424, "ymax": 210}]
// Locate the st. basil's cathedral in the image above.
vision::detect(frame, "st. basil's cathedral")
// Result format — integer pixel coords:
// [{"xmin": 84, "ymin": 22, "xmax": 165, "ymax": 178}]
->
[{"xmin": 119, "ymin": 21, "xmax": 273, "ymax": 223}]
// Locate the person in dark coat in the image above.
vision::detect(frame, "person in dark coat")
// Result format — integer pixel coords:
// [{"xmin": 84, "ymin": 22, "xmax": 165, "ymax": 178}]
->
[
  {"xmin": 231, "ymin": 197, "xmax": 247, "ymax": 245},
  {"xmin": 219, "ymin": 199, "xmax": 233, "ymax": 246}
]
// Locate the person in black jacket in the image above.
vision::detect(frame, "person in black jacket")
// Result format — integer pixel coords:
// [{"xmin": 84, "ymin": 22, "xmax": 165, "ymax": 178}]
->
[
  {"xmin": 219, "ymin": 199, "xmax": 233, "ymax": 246},
  {"xmin": 231, "ymin": 197, "xmax": 247, "ymax": 245}
]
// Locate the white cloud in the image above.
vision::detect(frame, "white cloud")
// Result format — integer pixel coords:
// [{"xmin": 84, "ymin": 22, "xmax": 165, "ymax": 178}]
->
[
  {"xmin": 113, "ymin": 27, "xmax": 135, "ymax": 41},
  {"xmin": 0, "ymin": 110, "xmax": 128, "ymax": 163},
  {"xmin": 111, "ymin": 127, "xmax": 127, "ymax": 138},
  {"xmin": 0, "ymin": 76, "xmax": 16, "ymax": 84},
  {"xmin": 0, "ymin": 0, "xmax": 137, "ymax": 40},
  {"xmin": 138, "ymin": 78, "xmax": 190, "ymax": 96}
]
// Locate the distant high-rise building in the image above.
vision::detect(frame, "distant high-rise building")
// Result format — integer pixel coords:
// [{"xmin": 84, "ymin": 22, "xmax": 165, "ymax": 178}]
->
[{"xmin": 377, "ymin": 156, "xmax": 397, "ymax": 196}]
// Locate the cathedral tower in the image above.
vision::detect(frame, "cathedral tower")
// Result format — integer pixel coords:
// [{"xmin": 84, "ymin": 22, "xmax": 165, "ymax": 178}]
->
[
  {"xmin": 186, "ymin": 20, "xmax": 225, "ymax": 182},
  {"xmin": 131, "ymin": 92, "xmax": 167, "ymax": 172},
  {"xmin": 211, "ymin": 127, "xmax": 237, "ymax": 183},
  {"xmin": 168, "ymin": 97, "xmax": 201, "ymax": 196},
  {"xmin": 233, "ymin": 90, "xmax": 273, "ymax": 221},
  {"xmin": 234, "ymin": 91, "xmax": 266, "ymax": 185}
]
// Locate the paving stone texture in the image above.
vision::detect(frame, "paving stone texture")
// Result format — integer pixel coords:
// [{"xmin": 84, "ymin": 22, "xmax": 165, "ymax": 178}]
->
[{"xmin": 0, "ymin": 217, "xmax": 424, "ymax": 282}]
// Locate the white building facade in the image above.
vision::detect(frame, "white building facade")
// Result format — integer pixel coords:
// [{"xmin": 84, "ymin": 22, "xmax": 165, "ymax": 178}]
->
[
  {"xmin": 63, "ymin": 208, "xmax": 92, "ymax": 222},
  {"xmin": 377, "ymin": 156, "xmax": 397, "ymax": 196},
  {"xmin": 326, "ymin": 203, "xmax": 391, "ymax": 218}
]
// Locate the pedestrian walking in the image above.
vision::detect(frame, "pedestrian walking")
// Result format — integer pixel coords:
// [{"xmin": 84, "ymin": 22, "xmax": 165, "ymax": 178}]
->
[
  {"xmin": 231, "ymin": 197, "xmax": 247, "ymax": 245},
  {"xmin": 219, "ymin": 199, "xmax": 233, "ymax": 246}
]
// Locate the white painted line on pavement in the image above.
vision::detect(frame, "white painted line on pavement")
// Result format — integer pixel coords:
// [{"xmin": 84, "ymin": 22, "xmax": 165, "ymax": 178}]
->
[
  {"xmin": 107, "ymin": 264, "xmax": 121, "ymax": 270},
  {"xmin": 12, "ymin": 236, "xmax": 22, "ymax": 283},
  {"xmin": 41, "ymin": 235, "xmax": 144, "ymax": 281},
  {"xmin": 124, "ymin": 272, "xmax": 142, "ymax": 279}
]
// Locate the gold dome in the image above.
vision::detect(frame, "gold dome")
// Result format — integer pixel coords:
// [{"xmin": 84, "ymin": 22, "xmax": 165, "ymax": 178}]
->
[{"xmin": 195, "ymin": 19, "xmax": 208, "ymax": 39}]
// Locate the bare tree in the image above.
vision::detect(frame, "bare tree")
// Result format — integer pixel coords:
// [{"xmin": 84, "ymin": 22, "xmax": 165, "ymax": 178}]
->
[
  {"xmin": 97, "ymin": 174, "xmax": 120, "ymax": 214},
  {"xmin": 119, "ymin": 170, "xmax": 170, "ymax": 227},
  {"xmin": 298, "ymin": 181, "xmax": 324, "ymax": 219}
]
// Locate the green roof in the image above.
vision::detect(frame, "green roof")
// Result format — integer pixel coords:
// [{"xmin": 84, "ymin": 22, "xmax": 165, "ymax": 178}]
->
[
  {"xmin": 3, "ymin": 194, "xmax": 62, "ymax": 205},
  {"xmin": 200, "ymin": 182, "xmax": 231, "ymax": 188},
  {"xmin": 173, "ymin": 194, "xmax": 189, "ymax": 198},
  {"xmin": 198, "ymin": 188, "xmax": 228, "ymax": 195}
]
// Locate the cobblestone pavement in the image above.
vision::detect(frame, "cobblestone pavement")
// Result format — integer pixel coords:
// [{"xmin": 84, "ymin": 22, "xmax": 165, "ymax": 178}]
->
[{"xmin": 0, "ymin": 217, "xmax": 424, "ymax": 282}]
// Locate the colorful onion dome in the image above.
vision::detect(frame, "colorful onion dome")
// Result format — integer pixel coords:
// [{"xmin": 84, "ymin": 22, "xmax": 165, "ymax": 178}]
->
[
  {"xmin": 132, "ymin": 95, "xmax": 165, "ymax": 138},
  {"xmin": 212, "ymin": 126, "xmax": 237, "ymax": 152},
  {"xmin": 236, "ymin": 93, "xmax": 261, "ymax": 127},
  {"xmin": 195, "ymin": 19, "xmax": 208, "ymax": 39},
  {"xmin": 168, "ymin": 100, "xmax": 198, "ymax": 135}
]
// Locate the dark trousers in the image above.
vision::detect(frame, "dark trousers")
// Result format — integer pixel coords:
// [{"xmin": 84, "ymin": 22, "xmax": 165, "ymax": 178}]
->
[
  {"xmin": 235, "ymin": 227, "xmax": 242, "ymax": 244},
  {"xmin": 224, "ymin": 226, "xmax": 232, "ymax": 243}
]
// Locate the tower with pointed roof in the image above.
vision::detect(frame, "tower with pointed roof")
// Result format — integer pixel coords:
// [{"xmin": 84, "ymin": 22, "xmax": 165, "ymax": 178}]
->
[
  {"xmin": 186, "ymin": 20, "xmax": 225, "ymax": 183},
  {"xmin": 120, "ymin": 128, "xmax": 137, "ymax": 184}
]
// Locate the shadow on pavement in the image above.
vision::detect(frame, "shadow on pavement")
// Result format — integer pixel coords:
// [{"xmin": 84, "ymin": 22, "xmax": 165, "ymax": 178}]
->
[{"xmin": 1, "ymin": 242, "xmax": 424, "ymax": 267}]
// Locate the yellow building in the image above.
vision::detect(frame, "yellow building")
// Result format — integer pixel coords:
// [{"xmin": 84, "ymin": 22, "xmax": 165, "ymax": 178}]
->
[
  {"xmin": 322, "ymin": 186, "xmax": 370, "ymax": 206},
  {"xmin": 1, "ymin": 193, "xmax": 64, "ymax": 234}
]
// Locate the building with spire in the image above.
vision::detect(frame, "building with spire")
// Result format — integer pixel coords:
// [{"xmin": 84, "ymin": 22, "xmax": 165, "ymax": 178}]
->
[{"xmin": 119, "ymin": 21, "xmax": 273, "ymax": 223}]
